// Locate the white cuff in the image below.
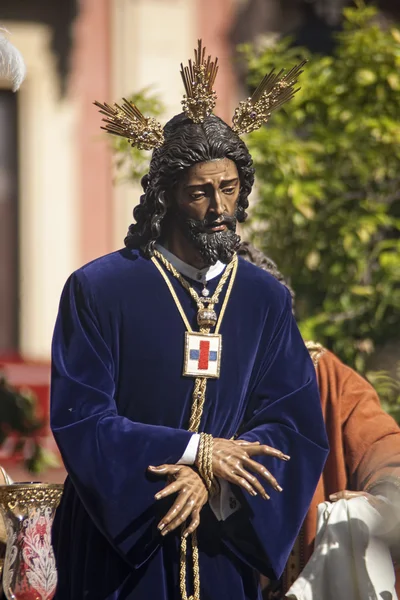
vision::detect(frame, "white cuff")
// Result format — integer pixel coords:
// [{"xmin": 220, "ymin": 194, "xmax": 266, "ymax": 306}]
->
[
  {"xmin": 177, "ymin": 433, "xmax": 200, "ymax": 465},
  {"xmin": 209, "ymin": 478, "xmax": 241, "ymax": 521}
]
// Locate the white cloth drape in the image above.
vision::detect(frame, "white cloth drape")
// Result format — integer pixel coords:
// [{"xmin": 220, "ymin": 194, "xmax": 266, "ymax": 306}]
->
[{"xmin": 286, "ymin": 498, "xmax": 398, "ymax": 600}]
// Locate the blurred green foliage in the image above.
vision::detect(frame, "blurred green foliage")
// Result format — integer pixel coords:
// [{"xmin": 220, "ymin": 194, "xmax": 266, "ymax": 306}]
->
[
  {"xmin": 365, "ymin": 366, "xmax": 400, "ymax": 422},
  {"xmin": 240, "ymin": 3, "xmax": 400, "ymax": 381}
]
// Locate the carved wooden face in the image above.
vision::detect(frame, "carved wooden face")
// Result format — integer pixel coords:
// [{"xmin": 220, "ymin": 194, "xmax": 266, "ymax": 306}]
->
[{"xmin": 174, "ymin": 158, "xmax": 240, "ymax": 226}]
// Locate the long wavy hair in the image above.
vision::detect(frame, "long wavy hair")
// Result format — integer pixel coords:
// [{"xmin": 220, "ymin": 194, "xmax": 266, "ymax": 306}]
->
[{"xmin": 124, "ymin": 113, "xmax": 255, "ymax": 256}]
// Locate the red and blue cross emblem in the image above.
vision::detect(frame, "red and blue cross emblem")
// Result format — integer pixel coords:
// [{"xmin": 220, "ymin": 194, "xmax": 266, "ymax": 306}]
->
[
  {"xmin": 189, "ymin": 341, "xmax": 218, "ymax": 370},
  {"xmin": 183, "ymin": 332, "xmax": 221, "ymax": 379}
]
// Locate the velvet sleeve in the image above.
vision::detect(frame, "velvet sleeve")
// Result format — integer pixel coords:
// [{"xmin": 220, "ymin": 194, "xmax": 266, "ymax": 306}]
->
[
  {"xmin": 220, "ymin": 291, "xmax": 329, "ymax": 580},
  {"xmin": 50, "ymin": 271, "xmax": 193, "ymax": 568}
]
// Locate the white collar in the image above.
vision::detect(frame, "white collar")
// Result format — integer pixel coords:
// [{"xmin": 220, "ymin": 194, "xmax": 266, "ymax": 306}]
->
[{"xmin": 155, "ymin": 244, "xmax": 226, "ymax": 283}]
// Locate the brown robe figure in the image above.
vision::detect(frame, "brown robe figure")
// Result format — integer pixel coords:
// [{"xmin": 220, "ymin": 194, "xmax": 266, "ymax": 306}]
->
[
  {"xmin": 272, "ymin": 343, "xmax": 400, "ymax": 598},
  {"xmin": 236, "ymin": 243, "xmax": 400, "ymax": 597}
]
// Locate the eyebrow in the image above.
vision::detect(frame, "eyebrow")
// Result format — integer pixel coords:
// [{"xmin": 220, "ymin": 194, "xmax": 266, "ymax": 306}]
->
[{"xmin": 185, "ymin": 178, "xmax": 239, "ymax": 190}]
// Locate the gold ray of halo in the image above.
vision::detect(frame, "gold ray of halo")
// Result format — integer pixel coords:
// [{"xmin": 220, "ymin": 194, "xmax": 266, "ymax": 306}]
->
[
  {"xmin": 180, "ymin": 39, "xmax": 219, "ymax": 123},
  {"xmin": 94, "ymin": 98, "xmax": 164, "ymax": 151},
  {"xmin": 231, "ymin": 59, "xmax": 307, "ymax": 135}
]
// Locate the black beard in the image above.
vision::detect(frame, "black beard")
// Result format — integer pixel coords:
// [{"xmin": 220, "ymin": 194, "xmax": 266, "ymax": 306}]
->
[{"xmin": 175, "ymin": 211, "xmax": 241, "ymax": 265}]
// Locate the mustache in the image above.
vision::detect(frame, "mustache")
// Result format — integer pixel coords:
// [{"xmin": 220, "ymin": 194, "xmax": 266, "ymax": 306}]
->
[
  {"xmin": 169, "ymin": 208, "xmax": 240, "ymax": 265},
  {"xmin": 182, "ymin": 212, "xmax": 237, "ymax": 233}
]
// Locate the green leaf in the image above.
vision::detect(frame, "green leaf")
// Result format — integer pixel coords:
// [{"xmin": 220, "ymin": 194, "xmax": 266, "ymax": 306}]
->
[
  {"xmin": 350, "ymin": 285, "xmax": 374, "ymax": 296},
  {"xmin": 387, "ymin": 73, "xmax": 400, "ymax": 90}
]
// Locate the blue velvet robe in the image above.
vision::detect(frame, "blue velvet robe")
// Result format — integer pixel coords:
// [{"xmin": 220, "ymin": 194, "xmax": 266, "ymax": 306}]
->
[{"xmin": 50, "ymin": 248, "xmax": 328, "ymax": 600}]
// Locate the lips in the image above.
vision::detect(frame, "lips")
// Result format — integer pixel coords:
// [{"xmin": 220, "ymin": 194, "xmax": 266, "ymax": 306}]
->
[{"xmin": 204, "ymin": 220, "xmax": 228, "ymax": 233}]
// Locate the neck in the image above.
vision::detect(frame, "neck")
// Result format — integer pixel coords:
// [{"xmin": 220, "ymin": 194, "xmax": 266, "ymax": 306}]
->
[{"xmin": 164, "ymin": 229, "xmax": 210, "ymax": 269}]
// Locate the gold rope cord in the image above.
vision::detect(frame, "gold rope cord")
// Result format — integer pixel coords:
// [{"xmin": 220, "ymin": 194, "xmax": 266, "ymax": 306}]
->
[
  {"xmin": 151, "ymin": 252, "xmax": 238, "ymax": 600},
  {"xmin": 153, "ymin": 249, "xmax": 235, "ymax": 309}
]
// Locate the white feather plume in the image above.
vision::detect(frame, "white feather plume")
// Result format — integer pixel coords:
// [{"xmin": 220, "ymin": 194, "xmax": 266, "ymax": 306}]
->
[{"xmin": 0, "ymin": 28, "xmax": 26, "ymax": 91}]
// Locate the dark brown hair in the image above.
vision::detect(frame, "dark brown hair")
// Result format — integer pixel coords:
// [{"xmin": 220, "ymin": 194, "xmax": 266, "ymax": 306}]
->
[{"xmin": 125, "ymin": 113, "xmax": 255, "ymax": 256}]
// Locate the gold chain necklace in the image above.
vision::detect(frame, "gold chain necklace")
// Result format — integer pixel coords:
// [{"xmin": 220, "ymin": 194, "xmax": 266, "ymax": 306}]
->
[{"xmin": 151, "ymin": 250, "xmax": 238, "ymax": 600}]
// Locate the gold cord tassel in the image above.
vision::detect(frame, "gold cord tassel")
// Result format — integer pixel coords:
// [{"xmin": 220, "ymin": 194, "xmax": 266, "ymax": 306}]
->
[{"xmin": 179, "ymin": 378, "xmax": 214, "ymax": 600}]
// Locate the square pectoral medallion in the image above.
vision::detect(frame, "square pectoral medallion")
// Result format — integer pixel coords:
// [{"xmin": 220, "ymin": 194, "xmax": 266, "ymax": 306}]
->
[{"xmin": 183, "ymin": 332, "xmax": 222, "ymax": 379}]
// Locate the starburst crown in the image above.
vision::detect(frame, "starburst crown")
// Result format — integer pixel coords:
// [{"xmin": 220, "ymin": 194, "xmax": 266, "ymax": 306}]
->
[{"xmin": 95, "ymin": 40, "xmax": 305, "ymax": 150}]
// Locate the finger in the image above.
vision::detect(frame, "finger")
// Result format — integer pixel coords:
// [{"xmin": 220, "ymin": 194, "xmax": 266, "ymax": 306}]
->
[
  {"xmin": 161, "ymin": 497, "xmax": 195, "ymax": 536},
  {"xmin": 158, "ymin": 490, "xmax": 191, "ymax": 530},
  {"xmin": 245, "ymin": 445, "xmax": 290, "ymax": 461},
  {"xmin": 235, "ymin": 466, "xmax": 270, "ymax": 500},
  {"xmin": 183, "ymin": 509, "xmax": 201, "ymax": 538},
  {"xmin": 234, "ymin": 440, "xmax": 260, "ymax": 446},
  {"xmin": 148, "ymin": 464, "xmax": 181, "ymax": 475},
  {"xmin": 243, "ymin": 457, "xmax": 283, "ymax": 492},
  {"xmin": 329, "ymin": 490, "xmax": 368, "ymax": 502},
  {"xmin": 155, "ymin": 480, "xmax": 183, "ymax": 501},
  {"xmin": 230, "ymin": 474, "xmax": 264, "ymax": 498}
]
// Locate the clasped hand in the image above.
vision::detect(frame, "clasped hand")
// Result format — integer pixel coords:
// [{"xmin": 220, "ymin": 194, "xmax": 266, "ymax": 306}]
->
[
  {"xmin": 148, "ymin": 464, "xmax": 208, "ymax": 538},
  {"xmin": 209, "ymin": 439, "xmax": 289, "ymax": 500},
  {"xmin": 148, "ymin": 439, "xmax": 289, "ymax": 537}
]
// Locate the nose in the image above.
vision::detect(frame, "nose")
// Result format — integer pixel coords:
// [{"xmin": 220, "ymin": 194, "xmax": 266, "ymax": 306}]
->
[{"xmin": 209, "ymin": 189, "xmax": 224, "ymax": 217}]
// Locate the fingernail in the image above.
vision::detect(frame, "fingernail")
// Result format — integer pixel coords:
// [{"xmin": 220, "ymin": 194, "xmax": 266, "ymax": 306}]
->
[
  {"xmin": 329, "ymin": 494, "xmax": 337, "ymax": 501},
  {"xmin": 276, "ymin": 485, "xmax": 283, "ymax": 492},
  {"xmin": 263, "ymin": 493, "xmax": 270, "ymax": 500},
  {"xmin": 282, "ymin": 454, "xmax": 291, "ymax": 461},
  {"xmin": 158, "ymin": 523, "xmax": 165, "ymax": 531},
  {"xmin": 183, "ymin": 531, "xmax": 189, "ymax": 539},
  {"xmin": 250, "ymin": 490, "xmax": 257, "ymax": 496},
  {"xmin": 155, "ymin": 494, "xmax": 161, "ymax": 500},
  {"xmin": 161, "ymin": 529, "xmax": 168, "ymax": 536}
]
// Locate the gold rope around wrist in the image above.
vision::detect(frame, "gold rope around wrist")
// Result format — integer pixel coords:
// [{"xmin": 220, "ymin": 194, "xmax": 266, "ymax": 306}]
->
[{"xmin": 197, "ymin": 433, "xmax": 214, "ymax": 491}]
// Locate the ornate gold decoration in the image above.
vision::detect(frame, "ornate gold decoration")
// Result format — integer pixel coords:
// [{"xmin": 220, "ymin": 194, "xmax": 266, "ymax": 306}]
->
[
  {"xmin": 95, "ymin": 40, "xmax": 305, "ymax": 151},
  {"xmin": 151, "ymin": 250, "xmax": 238, "ymax": 600},
  {"xmin": 93, "ymin": 99, "xmax": 164, "ymax": 151},
  {"xmin": 183, "ymin": 332, "xmax": 222, "ymax": 379},
  {"xmin": 0, "ymin": 483, "xmax": 63, "ymax": 512},
  {"xmin": 180, "ymin": 40, "xmax": 219, "ymax": 123},
  {"xmin": 231, "ymin": 60, "xmax": 306, "ymax": 135},
  {"xmin": 197, "ymin": 308, "xmax": 217, "ymax": 328},
  {"xmin": 305, "ymin": 340, "xmax": 326, "ymax": 368}
]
